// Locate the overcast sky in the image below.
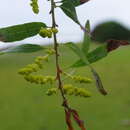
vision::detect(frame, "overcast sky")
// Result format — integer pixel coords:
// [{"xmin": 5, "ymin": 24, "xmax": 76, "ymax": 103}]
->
[{"xmin": 0, "ymin": 0, "xmax": 130, "ymax": 47}]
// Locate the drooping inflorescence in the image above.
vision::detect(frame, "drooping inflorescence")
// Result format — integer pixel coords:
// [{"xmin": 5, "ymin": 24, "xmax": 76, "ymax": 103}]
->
[
  {"xmin": 18, "ymin": 48, "xmax": 56, "ymax": 85},
  {"xmin": 46, "ymin": 84, "xmax": 91, "ymax": 98},
  {"xmin": 30, "ymin": 0, "xmax": 39, "ymax": 14},
  {"xmin": 72, "ymin": 75, "xmax": 92, "ymax": 83},
  {"xmin": 63, "ymin": 72, "xmax": 92, "ymax": 84},
  {"xmin": 18, "ymin": 48, "xmax": 92, "ymax": 98}
]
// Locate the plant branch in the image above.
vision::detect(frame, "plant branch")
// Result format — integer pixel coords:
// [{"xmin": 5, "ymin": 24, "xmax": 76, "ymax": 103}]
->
[
  {"xmin": 50, "ymin": 0, "xmax": 69, "ymax": 108},
  {"xmin": 50, "ymin": 1, "xmax": 86, "ymax": 130}
]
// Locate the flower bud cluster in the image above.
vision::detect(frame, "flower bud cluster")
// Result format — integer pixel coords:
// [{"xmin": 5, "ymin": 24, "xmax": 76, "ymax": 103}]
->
[
  {"xmin": 18, "ymin": 52, "xmax": 56, "ymax": 85},
  {"xmin": 18, "ymin": 55, "xmax": 49, "ymax": 75},
  {"xmin": 72, "ymin": 75, "xmax": 92, "ymax": 84},
  {"xmin": 30, "ymin": 0, "xmax": 39, "ymax": 14},
  {"xmin": 18, "ymin": 63, "xmax": 40, "ymax": 75},
  {"xmin": 39, "ymin": 27, "xmax": 58, "ymax": 38},
  {"xmin": 51, "ymin": 28, "xmax": 58, "ymax": 34},
  {"xmin": 45, "ymin": 84, "xmax": 91, "ymax": 98},
  {"xmin": 45, "ymin": 49, "xmax": 55, "ymax": 55},
  {"xmin": 24, "ymin": 75, "xmax": 55, "ymax": 84},
  {"xmin": 63, "ymin": 84, "xmax": 91, "ymax": 98},
  {"xmin": 46, "ymin": 88, "xmax": 57, "ymax": 96},
  {"xmin": 34, "ymin": 55, "xmax": 49, "ymax": 68},
  {"xmin": 63, "ymin": 72, "xmax": 92, "ymax": 84}
]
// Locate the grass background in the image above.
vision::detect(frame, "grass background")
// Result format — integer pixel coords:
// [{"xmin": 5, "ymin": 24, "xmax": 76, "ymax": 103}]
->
[{"xmin": 0, "ymin": 44, "xmax": 130, "ymax": 130}]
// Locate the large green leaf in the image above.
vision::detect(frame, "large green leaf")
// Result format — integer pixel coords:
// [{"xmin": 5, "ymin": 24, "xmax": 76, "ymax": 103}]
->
[
  {"xmin": 81, "ymin": 20, "xmax": 91, "ymax": 56},
  {"xmin": 69, "ymin": 0, "xmax": 80, "ymax": 6},
  {"xmin": 64, "ymin": 0, "xmax": 90, "ymax": 7},
  {"xmin": 71, "ymin": 44, "xmax": 108, "ymax": 67},
  {"xmin": 65, "ymin": 42, "xmax": 89, "ymax": 64},
  {"xmin": 88, "ymin": 44, "xmax": 108, "ymax": 61},
  {"xmin": 60, "ymin": 0, "xmax": 80, "ymax": 24},
  {"xmin": 0, "ymin": 44, "xmax": 44, "ymax": 55},
  {"xmin": 0, "ymin": 22, "xmax": 47, "ymax": 42}
]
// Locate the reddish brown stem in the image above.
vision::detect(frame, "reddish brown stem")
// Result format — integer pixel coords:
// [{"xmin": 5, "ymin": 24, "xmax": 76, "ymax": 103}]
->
[
  {"xmin": 50, "ymin": 0, "xmax": 68, "ymax": 107},
  {"xmin": 50, "ymin": 1, "xmax": 86, "ymax": 130}
]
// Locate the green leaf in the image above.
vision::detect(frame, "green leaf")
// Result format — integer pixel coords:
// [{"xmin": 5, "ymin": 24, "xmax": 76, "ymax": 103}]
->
[
  {"xmin": 60, "ymin": 0, "xmax": 80, "ymax": 24},
  {"xmin": 64, "ymin": 0, "xmax": 90, "ymax": 7},
  {"xmin": 81, "ymin": 20, "xmax": 91, "ymax": 56},
  {"xmin": 65, "ymin": 42, "xmax": 89, "ymax": 64},
  {"xmin": 0, "ymin": 44, "xmax": 44, "ymax": 55},
  {"xmin": 84, "ymin": 20, "xmax": 90, "ymax": 33},
  {"xmin": 0, "ymin": 22, "xmax": 47, "ymax": 42},
  {"xmin": 69, "ymin": 0, "xmax": 80, "ymax": 6},
  {"xmin": 71, "ymin": 44, "xmax": 108, "ymax": 67},
  {"xmin": 88, "ymin": 44, "xmax": 108, "ymax": 63},
  {"xmin": 91, "ymin": 68, "xmax": 107, "ymax": 95}
]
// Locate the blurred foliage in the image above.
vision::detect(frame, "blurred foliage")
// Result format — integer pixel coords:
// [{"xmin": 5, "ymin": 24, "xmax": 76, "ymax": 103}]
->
[
  {"xmin": 0, "ymin": 45, "xmax": 130, "ymax": 130},
  {"xmin": 91, "ymin": 21, "xmax": 130, "ymax": 43}
]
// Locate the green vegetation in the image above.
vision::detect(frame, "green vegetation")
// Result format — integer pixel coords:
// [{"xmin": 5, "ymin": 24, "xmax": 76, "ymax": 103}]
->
[
  {"xmin": 0, "ymin": 44, "xmax": 130, "ymax": 130},
  {"xmin": 92, "ymin": 21, "xmax": 130, "ymax": 42}
]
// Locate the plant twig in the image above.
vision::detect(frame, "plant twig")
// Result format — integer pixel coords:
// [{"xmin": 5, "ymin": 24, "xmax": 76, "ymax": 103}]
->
[
  {"xmin": 50, "ymin": 1, "xmax": 86, "ymax": 130},
  {"xmin": 50, "ymin": 0, "xmax": 69, "ymax": 108}
]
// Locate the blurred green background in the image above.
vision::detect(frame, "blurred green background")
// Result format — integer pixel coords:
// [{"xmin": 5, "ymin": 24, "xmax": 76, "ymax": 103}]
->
[
  {"xmin": 0, "ymin": 44, "xmax": 130, "ymax": 130},
  {"xmin": 92, "ymin": 21, "xmax": 130, "ymax": 43}
]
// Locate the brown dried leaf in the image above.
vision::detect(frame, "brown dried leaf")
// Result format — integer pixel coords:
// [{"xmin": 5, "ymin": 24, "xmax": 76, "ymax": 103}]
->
[{"xmin": 107, "ymin": 39, "xmax": 130, "ymax": 52}]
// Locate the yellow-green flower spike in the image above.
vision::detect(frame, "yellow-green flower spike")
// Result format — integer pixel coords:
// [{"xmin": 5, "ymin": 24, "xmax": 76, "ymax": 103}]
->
[
  {"xmin": 63, "ymin": 84, "xmax": 74, "ymax": 94},
  {"xmin": 39, "ymin": 55, "xmax": 49, "ymax": 62},
  {"xmin": 34, "ymin": 55, "xmax": 49, "ymax": 68},
  {"xmin": 72, "ymin": 75, "xmax": 92, "ymax": 83},
  {"xmin": 30, "ymin": 0, "xmax": 39, "ymax": 14},
  {"xmin": 24, "ymin": 75, "xmax": 55, "ymax": 85},
  {"xmin": 63, "ymin": 84, "xmax": 91, "ymax": 98},
  {"xmin": 18, "ymin": 63, "xmax": 40, "ymax": 75},
  {"xmin": 75, "ymin": 88, "xmax": 91, "ymax": 97},
  {"xmin": 46, "ymin": 88, "xmax": 57, "ymax": 96},
  {"xmin": 46, "ymin": 49, "xmax": 55, "ymax": 55}
]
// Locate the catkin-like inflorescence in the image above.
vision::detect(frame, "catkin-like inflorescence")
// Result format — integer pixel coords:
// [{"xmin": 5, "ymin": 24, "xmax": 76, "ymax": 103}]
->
[
  {"xmin": 35, "ymin": 55, "xmax": 49, "ymax": 68},
  {"xmin": 24, "ymin": 75, "xmax": 55, "ymax": 84},
  {"xmin": 45, "ymin": 84, "xmax": 91, "ymax": 97},
  {"xmin": 72, "ymin": 75, "xmax": 92, "ymax": 83},
  {"xmin": 18, "ymin": 53, "xmax": 56, "ymax": 86},
  {"xmin": 18, "ymin": 55, "xmax": 49, "ymax": 75},
  {"xmin": 63, "ymin": 84, "xmax": 91, "ymax": 97},
  {"xmin": 45, "ymin": 49, "xmax": 55, "ymax": 55},
  {"xmin": 46, "ymin": 88, "xmax": 57, "ymax": 96},
  {"xmin": 18, "ymin": 63, "xmax": 40, "ymax": 75},
  {"xmin": 30, "ymin": 0, "xmax": 39, "ymax": 14},
  {"xmin": 63, "ymin": 72, "xmax": 92, "ymax": 84}
]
